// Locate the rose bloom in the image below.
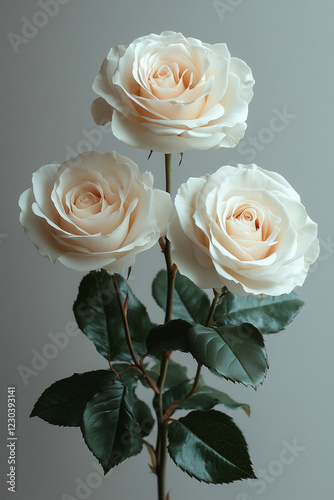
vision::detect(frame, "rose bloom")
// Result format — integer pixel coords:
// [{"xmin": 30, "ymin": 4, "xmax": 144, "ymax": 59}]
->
[
  {"xmin": 91, "ymin": 31, "xmax": 255, "ymax": 154},
  {"xmin": 168, "ymin": 164, "xmax": 319, "ymax": 296},
  {"xmin": 19, "ymin": 151, "xmax": 173, "ymax": 272}
]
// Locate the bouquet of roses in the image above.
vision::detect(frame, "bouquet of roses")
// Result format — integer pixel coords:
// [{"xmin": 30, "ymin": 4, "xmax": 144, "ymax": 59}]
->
[{"xmin": 19, "ymin": 32, "xmax": 319, "ymax": 499}]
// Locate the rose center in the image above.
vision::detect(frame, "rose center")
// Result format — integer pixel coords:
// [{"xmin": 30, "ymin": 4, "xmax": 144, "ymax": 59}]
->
[
  {"xmin": 230, "ymin": 207, "xmax": 260, "ymax": 233},
  {"xmin": 156, "ymin": 66, "xmax": 171, "ymax": 79},
  {"xmin": 152, "ymin": 64, "xmax": 178, "ymax": 89},
  {"xmin": 76, "ymin": 190, "xmax": 101, "ymax": 209}
]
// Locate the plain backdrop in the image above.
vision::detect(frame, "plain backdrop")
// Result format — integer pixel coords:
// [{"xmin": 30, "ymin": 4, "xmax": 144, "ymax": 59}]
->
[{"xmin": 1, "ymin": 1, "xmax": 334, "ymax": 499}]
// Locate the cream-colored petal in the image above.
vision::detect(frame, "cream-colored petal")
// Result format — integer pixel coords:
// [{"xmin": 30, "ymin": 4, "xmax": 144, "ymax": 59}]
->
[
  {"xmin": 168, "ymin": 217, "xmax": 222, "ymax": 289},
  {"xmin": 19, "ymin": 188, "xmax": 62, "ymax": 263},
  {"xmin": 32, "ymin": 163, "xmax": 60, "ymax": 221},
  {"xmin": 152, "ymin": 189, "xmax": 173, "ymax": 235},
  {"xmin": 111, "ymin": 111, "xmax": 225, "ymax": 153}
]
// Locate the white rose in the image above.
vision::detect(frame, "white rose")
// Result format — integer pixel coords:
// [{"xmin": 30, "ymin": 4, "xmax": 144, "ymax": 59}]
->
[
  {"xmin": 168, "ymin": 164, "xmax": 319, "ymax": 296},
  {"xmin": 19, "ymin": 151, "xmax": 173, "ymax": 272},
  {"xmin": 91, "ymin": 31, "xmax": 255, "ymax": 153}
]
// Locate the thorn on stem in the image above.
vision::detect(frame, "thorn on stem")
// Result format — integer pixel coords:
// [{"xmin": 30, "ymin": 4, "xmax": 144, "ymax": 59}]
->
[
  {"xmin": 243, "ymin": 404, "xmax": 251, "ymax": 417},
  {"xmin": 149, "ymin": 464, "xmax": 157, "ymax": 475},
  {"xmin": 171, "ymin": 263, "xmax": 178, "ymax": 279},
  {"xmin": 143, "ymin": 440, "xmax": 157, "ymax": 474}
]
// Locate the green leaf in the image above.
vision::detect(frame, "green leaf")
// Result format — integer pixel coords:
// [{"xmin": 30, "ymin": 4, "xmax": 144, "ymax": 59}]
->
[
  {"xmin": 163, "ymin": 382, "xmax": 250, "ymax": 415},
  {"xmin": 214, "ymin": 291, "xmax": 304, "ymax": 334},
  {"xmin": 111, "ymin": 365, "xmax": 155, "ymax": 438},
  {"xmin": 182, "ymin": 386, "xmax": 250, "ymax": 416},
  {"xmin": 147, "ymin": 320, "xmax": 268, "ymax": 388},
  {"xmin": 163, "ymin": 380, "xmax": 192, "ymax": 413},
  {"xmin": 145, "ymin": 360, "xmax": 189, "ymax": 391},
  {"xmin": 81, "ymin": 379, "xmax": 142, "ymax": 474},
  {"xmin": 164, "ymin": 360, "xmax": 189, "ymax": 389},
  {"xmin": 30, "ymin": 370, "xmax": 117, "ymax": 427},
  {"xmin": 168, "ymin": 410, "xmax": 255, "ymax": 484},
  {"xmin": 187, "ymin": 324, "xmax": 268, "ymax": 388},
  {"xmin": 146, "ymin": 319, "xmax": 191, "ymax": 354},
  {"xmin": 140, "ymin": 360, "xmax": 189, "ymax": 392},
  {"xmin": 182, "ymin": 385, "xmax": 250, "ymax": 415},
  {"xmin": 152, "ymin": 270, "xmax": 210, "ymax": 323},
  {"xmin": 134, "ymin": 399, "xmax": 155, "ymax": 438},
  {"xmin": 73, "ymin": 271, "xmax": 153, "ymax": 363}
]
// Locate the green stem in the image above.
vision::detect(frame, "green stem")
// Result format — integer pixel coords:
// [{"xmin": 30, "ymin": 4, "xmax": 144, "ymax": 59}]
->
[
  {"xmin": 163, "ymin": 153, "xmax": 174, "ymax": 325},
  {"xmin": 112, "ymin": 275, "xmax": 140, "ymax": 367},
  {"xmin": 164, "ymin": 153, "xmax": 172, "ymax": 194},
  {"xmin": 205, "ymin": 288, "xmax": 221, "ymax": 327},
  {"xmin": 157, "ymin": 422, "xmax": 168, "ymax": 500},
  {"xmin": 182, "ymin": 361, "xmax": 202, "ymax": 402},
  {"xmin": 187, "ymin": 289, "xmax": 222, "ymax": 393},
  {"xmin": 164, "ymin": 289, "xmax": 222, "ymax": 421},
  {"xmin": 156, "ymin": 153, "xmax": 174, "ymax": 500},
  {"xmin": 187, "ymin": 289, "xmax": 221, "ymax": 392}
]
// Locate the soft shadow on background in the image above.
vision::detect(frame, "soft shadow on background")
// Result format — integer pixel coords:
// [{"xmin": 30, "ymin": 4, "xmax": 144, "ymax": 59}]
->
[{"xmin": 1, "ymin": 1, "xmax": 334, "ymax": 499}]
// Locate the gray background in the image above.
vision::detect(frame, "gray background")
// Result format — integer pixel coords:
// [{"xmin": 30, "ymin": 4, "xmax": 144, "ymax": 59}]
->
[{"xmin": 1, "ymin": 1, "xmax": 334, "ymax": 499}]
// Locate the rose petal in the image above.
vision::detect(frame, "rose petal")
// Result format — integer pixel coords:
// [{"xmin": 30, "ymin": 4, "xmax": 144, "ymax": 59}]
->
[
  {"xmin": 152, "ymin": 189, "xmax": 174, "ymax": 235},
  {"xmin": 19, "ymin": 188, "xmax": 62, "ymax": 263},
  {"xmin": 168, "ymin": 217, "xmax": 222, "ymax": 289},
  {"xmin": 32, "ymin": 164, "xmax": 61, "ymax": 221}
]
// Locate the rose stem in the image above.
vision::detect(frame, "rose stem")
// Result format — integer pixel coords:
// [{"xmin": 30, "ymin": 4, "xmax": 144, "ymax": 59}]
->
[
  {"xmin": 206, "ymin": 288, "xmax": 221, "ymax": 327},
  {"xmin": 163, "ymin": 289, "xmax": 222, "ymax": 421},
  {"xmin": 112, "ymin": 275, "xmax": 159, "ymax": 394},
  {"xmin": 156, "ymin": 153, "xmax": 175, "ymax": 500},
  {"xmin": 163, "ymin": 153, "xmax": 174, "ymax": 324},
  {"xmin": 184, "ymin": 289, "xmax": 221, "ymax": 393}
]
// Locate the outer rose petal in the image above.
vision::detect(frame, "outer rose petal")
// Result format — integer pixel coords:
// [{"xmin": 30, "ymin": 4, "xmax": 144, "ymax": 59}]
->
[
  {"xmin": 169, "ymin": 164, "xmax": 319, "ymax": 296},
  {"xmin": 19, "ymin": 188, "xmax": 62, "ymax": 262},
  {"xmin": 153, "ymin": 189, "xmax": 174, "ymax": 235},
  {"xmin": 112, "ymin": 110, "xmax": 228, "ymax": 154},
  {"xmin": 168, "ymin": 217, "xmax": 222, "ymax": 289},
  {"xmin": 229, "ymin": 57, "xmax": 255, "ymax": 104}
]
